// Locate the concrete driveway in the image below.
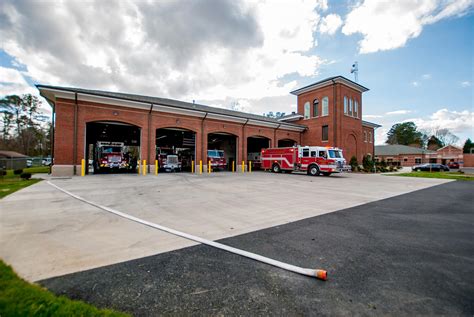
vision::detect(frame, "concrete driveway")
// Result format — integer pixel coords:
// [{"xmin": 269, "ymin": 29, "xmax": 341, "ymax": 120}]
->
[{"xmin": 0, "ymin": 171, "xmax": 451, "ymax": 281}]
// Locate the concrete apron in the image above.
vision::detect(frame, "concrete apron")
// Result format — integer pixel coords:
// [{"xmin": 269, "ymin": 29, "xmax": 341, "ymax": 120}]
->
[{"xmin": 0, "ymin": 172, "xmax": 452, "ymax": 281}]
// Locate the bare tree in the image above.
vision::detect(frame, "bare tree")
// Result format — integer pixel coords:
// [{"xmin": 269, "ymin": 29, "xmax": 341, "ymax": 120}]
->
[{"xmin": 432, "ymin": 127, "xmax": 459, "ymax": 147}]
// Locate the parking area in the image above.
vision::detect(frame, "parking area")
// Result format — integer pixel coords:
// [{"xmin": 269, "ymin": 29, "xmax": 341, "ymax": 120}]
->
[
  {"xmin": 39, "ymin": 180, "xmax": 474, "ymax": 315},
  {"xmin": 0, "ymin": 171, "xmax": 452, "ymax": 282}
]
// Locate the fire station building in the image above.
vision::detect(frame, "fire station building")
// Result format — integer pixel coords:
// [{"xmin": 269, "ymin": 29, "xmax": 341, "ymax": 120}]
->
[{"xmin": 37, "ymin": 76, "xmax": 380, "ymax": 176}]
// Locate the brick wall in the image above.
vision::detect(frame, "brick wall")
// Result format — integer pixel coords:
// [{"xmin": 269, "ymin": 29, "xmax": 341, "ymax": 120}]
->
[{"xmin": 463, "ymin": 154, "xmax": 474, "ymax": 167}]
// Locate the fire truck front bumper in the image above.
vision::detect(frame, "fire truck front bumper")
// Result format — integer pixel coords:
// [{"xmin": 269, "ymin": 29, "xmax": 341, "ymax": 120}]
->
[{"xmin": 337, "ymin": 165, "xmax": 352, "ymax": 172}]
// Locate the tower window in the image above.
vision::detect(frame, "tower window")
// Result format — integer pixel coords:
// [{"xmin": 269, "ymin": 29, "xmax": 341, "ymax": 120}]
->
[
  {"xmin": 322, "ymin": 97, "xmax": 328, "ymax": 116},
  {"xmin": 313, "ymin": 99, "xmax": 319, "ymax": 117},
  {"xmin": 304, "ymin": 101, "xmax": 310, "ymax": 119},
  {"xmin": 322, "ymin": 125, "xmax": 328, "ymax": 141}
]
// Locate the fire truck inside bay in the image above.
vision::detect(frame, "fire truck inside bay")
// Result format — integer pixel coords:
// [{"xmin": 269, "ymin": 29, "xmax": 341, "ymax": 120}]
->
[{"xmin": 261, "ymin": 145, "xmax": 351, "ymax": 176}]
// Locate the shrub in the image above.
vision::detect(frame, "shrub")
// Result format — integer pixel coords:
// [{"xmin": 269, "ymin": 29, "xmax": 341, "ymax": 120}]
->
[
  {"xmin": 349, "ymin": 156, "xmax": 358, "ymax": 172},
  {"xmin": 20, "ymin": 173, "xmax": 32, "ymax": 180},
  {"xmin": 0, "ymin": 170, "xmax": 6, "ymax": 176},
  {"xmin": 13, "ymin": 169, "xmax": 23, "ymax": 175},
  {"xmin": 362, "ymin": 155, "xmax": 374, "ymax": 171}
]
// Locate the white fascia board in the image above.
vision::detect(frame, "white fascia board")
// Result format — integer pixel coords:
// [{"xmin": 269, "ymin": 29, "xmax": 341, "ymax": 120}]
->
[
  {"xmin": 207, "ymin": 113, "xmax": 248, "ymax": 124},
  {"xmin": 38, "ymin": 88, "xmax": 75, "ymax": 101},
  {"xmin": 247, "ymin": 119, "xmax": 279, "ymax": 128},
  {"xmin": 279, "ymin": 124, "xmax": 306, "ymax": 132},
  {"xmin": 292, "ymin": 79, "xmax": 368, "ymax": 95},
  {"xmin": 153, "ymin": 104, "xmax": 206, "ymax": 118},
  {"xmin": 78, "ymin": 94, "xmax": 150, "ymax": 110}
]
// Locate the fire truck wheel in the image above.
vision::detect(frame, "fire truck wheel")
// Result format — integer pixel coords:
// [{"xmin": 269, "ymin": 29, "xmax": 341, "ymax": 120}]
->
[
  {"xmin": 308, "ymin": 164, "xmax": 320, "ymax": 176},
  {"xmin": 272, "ymin": 163, "xmax": 281, "ymax": 173}
]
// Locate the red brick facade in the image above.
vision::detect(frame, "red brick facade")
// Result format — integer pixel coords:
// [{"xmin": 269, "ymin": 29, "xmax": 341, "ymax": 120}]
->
[
  {"xmin": 40, "ymin": 76, "xmax": 378, "ymax": 176},
  {"xmin": 292, "ymin": 81, "xmax": 376, "ymax": 163}
]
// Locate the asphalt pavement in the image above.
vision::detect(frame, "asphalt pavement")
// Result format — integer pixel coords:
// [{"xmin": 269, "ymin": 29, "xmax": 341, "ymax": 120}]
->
[{"xmin": 40, "ymin": 180, "xmax": 474, "ymax": 316}]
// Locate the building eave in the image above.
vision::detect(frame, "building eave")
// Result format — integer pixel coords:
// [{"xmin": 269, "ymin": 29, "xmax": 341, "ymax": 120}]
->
[{"xmin": 290, "ymin": 76, "xmax": 369, "ymax": 96}]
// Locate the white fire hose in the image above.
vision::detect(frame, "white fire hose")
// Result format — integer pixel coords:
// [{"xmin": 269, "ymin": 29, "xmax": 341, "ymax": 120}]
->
[{"xmin": 47, "ymin": 181, "xmax": 327, "ymax": 280}]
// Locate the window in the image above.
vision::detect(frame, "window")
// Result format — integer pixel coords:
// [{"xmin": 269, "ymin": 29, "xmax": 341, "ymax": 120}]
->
[
  {"xmin": 364, "ymin": 131, "xmax": 367, "ymax": 142},
  {"xmin": 344, "ymin": 96, "xmax": 348, "ymax": 114},
  {"xmin": 311, "ymin": 151, "xmax": 317, "ymax": 157},
  {"xmin": 415, "ymin": 158, "xmax": 422, "ymax": 164},
  {"xmin": 349, "ymin": 98, "xmax": 353, "ymax": 116},
  {"xmin": 302, "ymin": 148, "xmax": 309, "ymax": 157},
  {"xmin": 354, "ymin": 101, "xmax": 359, "ymax": 118},
  {"xmin": 312, "ymin": 99, "xmax": 319, "ymax": 117},
  {"xmin": 318, "ymin": 150, "xmax": 326, "ymax": 158},
  {"xmin": 404, "ymin": 157, "xmax": 408, "ymax": 162},
  {"xmin": 322, "ymin": 125, "xmax": 328, "ymax": 141},
  {"xmin": 328, "ymin": 150, "xmax": 342, "ymax": 158},
  {"xmin": 304, "ymin": 102, "xmax": 310, "ymax": 119},
  {"xmin": 322, "ymin": 97, "xmax": 328, "ymax": 116},
  {"xmin": 369, "ymin": 132, "xmax": 373, "ymax": 143}
]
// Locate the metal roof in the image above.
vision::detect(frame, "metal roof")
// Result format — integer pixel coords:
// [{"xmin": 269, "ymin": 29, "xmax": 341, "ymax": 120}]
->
[
  {"xmin": 36, "ymin": 84, "xmax": 306, "ymax": 129},
  {"xmin": 362, "ymin": 120, "xmax": 382, "ymax": 128},
  {"xmin": 375, "ymin": 145, "xmax": 436, "ymax": 156},
  {"xmin": 290, "ymin": 76, "xmax": 369, "ymax": 95}
]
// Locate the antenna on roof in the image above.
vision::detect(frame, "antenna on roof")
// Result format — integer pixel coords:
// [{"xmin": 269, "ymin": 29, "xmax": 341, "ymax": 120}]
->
[{"xmin": 350, "ymin": 61, "xmax": 358, "ymax": 82}]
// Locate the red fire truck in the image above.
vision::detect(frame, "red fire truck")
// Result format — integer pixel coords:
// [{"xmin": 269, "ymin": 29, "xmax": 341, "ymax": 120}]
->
[
  {"xmin": 261, "ymin": 145, "xmax": 350, "ymax": 176},
  {"xmin": 207, "ymin": 149, "xmax": 227, "ymax": 171},
  {"xmin": 95, "ymin": 141, "xmax": 129, "ymax": 172}
]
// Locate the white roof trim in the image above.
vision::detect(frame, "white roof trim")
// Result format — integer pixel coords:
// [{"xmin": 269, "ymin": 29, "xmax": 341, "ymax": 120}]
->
[
  {"xmin": 291, "ymin": 77, "xmax": 369, "ymax": 96},
  {"xmin": 38, "ymin": 87, "xmax": 306, "ymax": 131}
]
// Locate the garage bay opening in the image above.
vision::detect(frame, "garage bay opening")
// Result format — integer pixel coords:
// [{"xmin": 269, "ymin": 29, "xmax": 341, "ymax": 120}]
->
[
  {"xmin": 208, "ymin": 133, "xmax": 237, "ymax": 171},
  {"xmin": 278, "ymin": 138, "xmax": 297, "ymax": 147},
  {"xmin": 247, "ymin": 136, "xmax": 271, "ymax": 170},
  {"xmin": 86, "ymin": 121, "xmax": 141, "ymax": 174},
  {"xmin": 156, "ymin": 128, "xmax": 196, "ymax": 172}
]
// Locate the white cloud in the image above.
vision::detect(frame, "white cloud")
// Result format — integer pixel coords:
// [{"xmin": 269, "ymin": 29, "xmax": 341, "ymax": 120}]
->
[
  {"xmin": 411, "ymin": 81, "xmax": 420, "ymax": 87},
  {"xmin": 342, "ymin": 0, "xmax": 474, "ymax": 54},
  {"xmin": 0, "ymin": 0, "xmax": 330, "ymax": 109},
  {"xmin": 422, "ymin": 73, "xmax": 432, "ymax": 79},
  {"xmin": 406, "ymin": 108, "xmax": 474, "ymax": 135},
  {"xmin": 319, "ymin": 14, "xmax": 343, "ymax": 35},
  {"xmin": 386, "ymin": 110, "xmax": 412, "ymax": 115},
  {"xmin": 373, "ymin": 108, "xmax": 473, "ymax": 145},
  {"xmin": 461, "ymin": 81, "xmax": 471, "ymax": 87},
  {"xmin": 0, "ymin": 66, "xmax": 36, "ymax": 96}
]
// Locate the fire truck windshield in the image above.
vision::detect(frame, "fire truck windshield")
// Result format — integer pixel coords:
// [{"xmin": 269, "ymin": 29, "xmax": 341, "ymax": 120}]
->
[
  {"xmin": 208, "ymin": 150, "xmax": 224, "ymax": 158},
  {"xmin": 328, "ymin": 150, "xmax": 342, "ymax": 158},
  {"xmin": 102, "ymin": 146, "xmax": 122, "ymax": 153}
]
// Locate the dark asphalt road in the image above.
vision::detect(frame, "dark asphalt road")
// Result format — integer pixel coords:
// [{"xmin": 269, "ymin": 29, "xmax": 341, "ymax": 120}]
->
[{"xmin": 40, "ymin": 181, "xmax": 474, "ymax": 316}]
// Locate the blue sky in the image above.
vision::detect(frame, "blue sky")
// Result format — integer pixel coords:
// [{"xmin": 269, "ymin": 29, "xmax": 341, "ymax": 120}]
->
[{"xmin": 0, "ymin": 0, "xmax": 472, "ymax": 144}]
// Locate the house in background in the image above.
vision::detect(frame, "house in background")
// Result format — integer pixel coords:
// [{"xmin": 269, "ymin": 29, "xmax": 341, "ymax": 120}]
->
[
  {"xmin": 375, "ymin": 144, "xmax": 464, "ymax": 167},
  {"xmin": 0, "ymin": 150, "xmax": 29, "ymax": 170}
]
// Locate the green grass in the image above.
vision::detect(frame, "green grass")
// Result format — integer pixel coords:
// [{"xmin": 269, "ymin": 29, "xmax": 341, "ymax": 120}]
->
[
  {"xmin": 388, "ymin": 171, "xmax": 474, "ymax": 181},
  {"xmin": 3, "ymin": 166, "xmax": 50, "ymax": 178},
  {"xmin": 0, "ymin": 260, "xmax": 128, "ymax": 317},
  {"xmin": 0, "ymin": 179, "xmax": 41, "ymax": 199}
]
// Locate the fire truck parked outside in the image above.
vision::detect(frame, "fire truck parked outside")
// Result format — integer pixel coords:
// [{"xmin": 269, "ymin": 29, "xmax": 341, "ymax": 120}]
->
[{"xmin": 261, "ymin": 146, "xmax": 350, "ymax": 176}]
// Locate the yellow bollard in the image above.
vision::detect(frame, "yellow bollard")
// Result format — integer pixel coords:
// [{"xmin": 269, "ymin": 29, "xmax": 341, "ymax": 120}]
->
[
  {"xmin": 137, "ymin": 160, "xmax": 141, "ymax": 175},
  {"xmin": 242, "ymin": 160, "xmax": 245, "ymax": 173},
  {"xmin": 81, "ymin": 159, "xmax": 85, "ymax": 176},
  {"xmin": 232, "ymin": 161, "xmax": 235, "ymax": 173},
  {"xmin": 143, "ymin": 160, "xmax": 147, "ymax": 176},
  {"xmin": 200, "ymin": 160, "xmax": 202, "ymax": 174},
  {"xmin": 249, "ymin": 161, "xmax": 252, "ymax": 173},
  {"xmin": 191, "ymin": 160, "xmax": 194, "ymax": 173},
  {"xmin": 208, "ymin": 160, "xmax": 211, "ymax": 173},
  {"xmin": 155, "ymin": 160, "xmax": 158, "ymax": 175}
]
